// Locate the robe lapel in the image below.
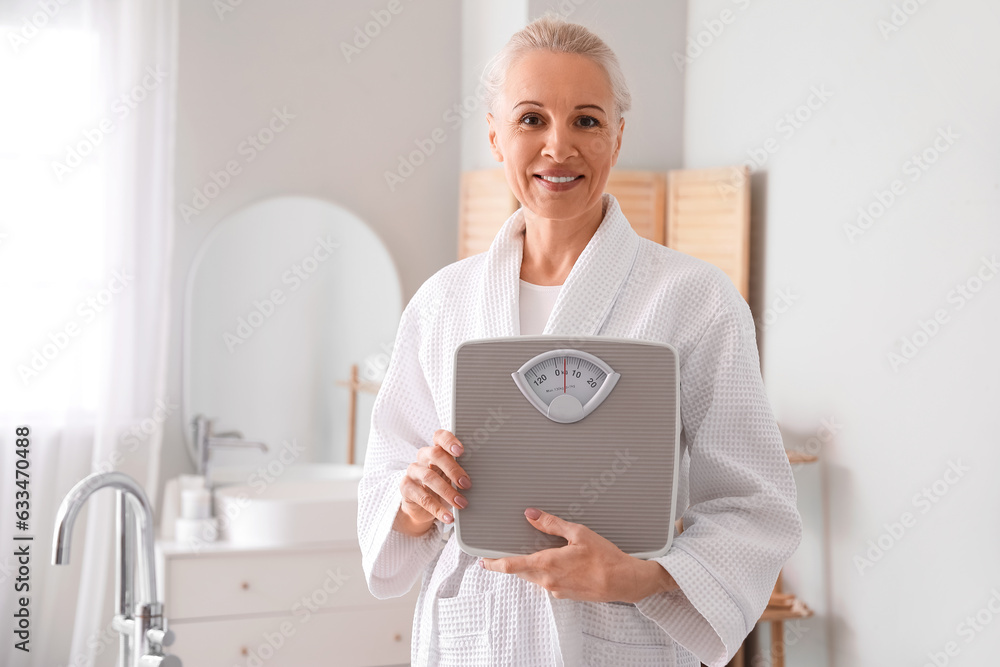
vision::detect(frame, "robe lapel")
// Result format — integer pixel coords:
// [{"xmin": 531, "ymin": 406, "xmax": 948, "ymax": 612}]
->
[{"xmin": 479, "ymin": 193, "xmax": 640, "ymax": 339}]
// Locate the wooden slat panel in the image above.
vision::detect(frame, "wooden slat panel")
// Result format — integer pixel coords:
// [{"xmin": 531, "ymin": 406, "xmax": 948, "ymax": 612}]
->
[
  {"xmin": 605, "ymin": 170, "xmax": 666, "ymax": 244},
  {"xmin": 666, "ymin": 166, "xmax": 751, "ymax": 299},
  {"xmin": 458, "ymin": 170, "xmax": 519, "ymax": 259}
]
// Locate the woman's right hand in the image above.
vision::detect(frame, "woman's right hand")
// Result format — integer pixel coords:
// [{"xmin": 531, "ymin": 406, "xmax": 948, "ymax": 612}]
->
[{"xmin": 393, "ymin": 429, "xmax": 472, "ymax": 537}]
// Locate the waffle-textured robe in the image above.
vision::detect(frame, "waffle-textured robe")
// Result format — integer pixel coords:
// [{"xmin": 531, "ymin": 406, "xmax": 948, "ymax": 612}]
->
[{"xmin": 357, "ymin": 193, "xmax": 802, "ymax": 666}]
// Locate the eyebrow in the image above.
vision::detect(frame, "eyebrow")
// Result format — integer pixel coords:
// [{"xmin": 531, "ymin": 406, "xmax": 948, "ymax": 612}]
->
[{"xmin": 512, "ymin": 100, "xmax": 606, "ymax": 114}]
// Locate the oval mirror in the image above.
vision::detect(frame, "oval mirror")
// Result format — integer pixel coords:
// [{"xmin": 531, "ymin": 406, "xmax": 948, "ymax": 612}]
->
[{"xmin": 182, "ymin": 196, "xmax": 401, "ymax": 474}]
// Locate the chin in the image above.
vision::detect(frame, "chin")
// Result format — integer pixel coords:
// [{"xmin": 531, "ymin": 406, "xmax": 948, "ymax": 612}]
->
[{"xmin": 526, "ymin": 203, "xmax": 584, "ymax": 221}]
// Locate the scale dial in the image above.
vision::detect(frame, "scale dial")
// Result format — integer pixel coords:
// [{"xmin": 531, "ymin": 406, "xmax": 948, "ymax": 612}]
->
[{"xmin": 511, "ymin": 348, "xmax": 620, "ymax": 423}]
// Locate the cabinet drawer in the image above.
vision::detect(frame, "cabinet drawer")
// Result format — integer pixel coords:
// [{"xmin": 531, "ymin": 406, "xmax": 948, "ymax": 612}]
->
[
  {"xmin": 169, "ymin": 604, "xmax": 414, "ymax": 667},
  {"xmin": 165, "ymin": 545, "xmax": 379, "ymax": 620}
]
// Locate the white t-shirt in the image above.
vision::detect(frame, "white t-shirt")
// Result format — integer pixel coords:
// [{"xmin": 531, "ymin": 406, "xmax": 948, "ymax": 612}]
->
[{"xmin": 518, "ymin": 279, "xmax": 563, "ymax": 335}]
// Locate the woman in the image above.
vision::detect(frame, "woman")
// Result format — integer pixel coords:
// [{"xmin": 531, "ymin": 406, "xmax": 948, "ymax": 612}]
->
[{"xmin": 357, "ymin": 14, "xmax": 801, "ymax": 667}]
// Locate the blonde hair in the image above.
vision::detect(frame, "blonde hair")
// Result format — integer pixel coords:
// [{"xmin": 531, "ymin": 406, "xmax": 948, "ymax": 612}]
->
[{"xmin": 481, "ymin": 13, "xmax": 632, "ymax": 125}]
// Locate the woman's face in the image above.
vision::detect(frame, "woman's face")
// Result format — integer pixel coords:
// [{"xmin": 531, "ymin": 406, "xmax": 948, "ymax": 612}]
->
[{"xmin": 487, "ymin": 49, "xmax": 624, "ymax": 224}]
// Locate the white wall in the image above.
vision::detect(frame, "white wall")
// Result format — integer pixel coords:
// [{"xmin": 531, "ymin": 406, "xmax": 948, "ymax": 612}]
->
[
  {"xmin": 159, "ymin": 0, "xmax": 462, "ymax": 511},
  {"xmin": 683, "ymin": 1, "xmax": 1000, "ymax": 665},
  {"xmin": 460, "ymin": 0, "xmax": 528, "ymax": 171}
]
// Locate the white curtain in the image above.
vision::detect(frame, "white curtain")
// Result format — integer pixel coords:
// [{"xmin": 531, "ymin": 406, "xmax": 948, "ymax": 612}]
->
[{"xmin": 0, "ymin": 0, "xmax": 177, "ymax": 665}]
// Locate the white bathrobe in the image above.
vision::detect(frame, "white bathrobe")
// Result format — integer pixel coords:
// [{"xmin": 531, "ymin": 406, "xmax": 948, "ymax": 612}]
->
[{"xmin": 357, "ymin": 193, "xmax": 802, "ymax": 666}]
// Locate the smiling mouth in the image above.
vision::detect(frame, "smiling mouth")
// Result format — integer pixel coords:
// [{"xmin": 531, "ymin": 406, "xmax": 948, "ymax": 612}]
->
[{"xmin": 535, "ymin": 175, "xmax": 583, "ymax": 183}]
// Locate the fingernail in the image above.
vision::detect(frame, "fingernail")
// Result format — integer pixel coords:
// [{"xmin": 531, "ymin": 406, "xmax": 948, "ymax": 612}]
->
[
  {"xmin": 451, "ymin": 444, "xmax": 463, "ymax": 456},
  {"xmin": 525, "ymin": 507, "xmax": 541, "ymax": 520},
  {"xmin": 454, "ymin": 495, "xmax": 467, "ymax": 509},
  {"xmin": 479, "ymin": 559, "xmax": 486, "ymax": 569},
  {"xmin": 443, "ymin": 513, "xmax": 453, "ymax": 523},
  {"xmin": 458, "ymin": 476, "xmax": 471, "ymax": 489}
]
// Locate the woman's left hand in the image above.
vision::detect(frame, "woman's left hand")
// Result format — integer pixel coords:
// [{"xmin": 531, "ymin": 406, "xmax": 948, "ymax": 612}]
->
[{"xmin": 479, "ymin": 507, "xmax": 676, "ymax": 603}]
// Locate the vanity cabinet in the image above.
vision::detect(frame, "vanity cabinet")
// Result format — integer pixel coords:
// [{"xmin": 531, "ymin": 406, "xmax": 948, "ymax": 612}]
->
[{"xmin": 157, "ymin": 540, "xmax": 418, "ymax": 666}]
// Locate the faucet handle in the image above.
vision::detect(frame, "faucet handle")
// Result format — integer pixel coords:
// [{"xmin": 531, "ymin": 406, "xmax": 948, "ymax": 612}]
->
[
  {"xmin": 147, "ymin": 626, "xmax": 175, "ymax": 647},
  {"xmin": 112, "ymin": 614, "xmax": 134, "ymax": 636}
]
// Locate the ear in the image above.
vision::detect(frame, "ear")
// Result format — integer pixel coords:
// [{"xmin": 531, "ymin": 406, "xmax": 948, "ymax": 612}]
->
[
  {"xmin": 487, "ymin": 112, "xmax": 504, "ymax": 163},
  {"xmin": 610, "ymin": 116, "xmax": 625, "ymax": 167}
]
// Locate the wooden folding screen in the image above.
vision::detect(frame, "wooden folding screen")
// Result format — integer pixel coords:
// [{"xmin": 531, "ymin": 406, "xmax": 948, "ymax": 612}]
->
[
  {"xmin": 457, "ymin": 166, "xmax": 749, "ymax": 300},
  {"xmin": 665, "ymin": 166, "xmax": 750, "ymax": 299}
]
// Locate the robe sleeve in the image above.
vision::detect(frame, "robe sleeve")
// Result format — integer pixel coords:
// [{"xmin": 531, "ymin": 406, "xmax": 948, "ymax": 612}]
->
[
  {"xmin": 633, "ymin": 297, "xmax": 802, "ymax": 666},
  {"xmin": 357, "ymin": 293, "xmax": 449, "ymax": 600}
]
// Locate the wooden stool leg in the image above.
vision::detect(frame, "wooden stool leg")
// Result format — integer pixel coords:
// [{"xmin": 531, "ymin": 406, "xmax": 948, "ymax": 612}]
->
[
  {"xmin": 730, "ymin": 642, "xmax": 745, "ymax": 667},
  {"xmin": 742, "ymin": 625, "xmax": 759, "ymax": 667},
  {"xmin": 347, "ymin": 364, "xmax": 358, "ymax": 464},
  {"xmin": 771, "ymin": 620, "xmax": 784, "ymax": 667},
  {"xmin": 770, "ymin": 570, "xmax": 784, "ymax": 667}
]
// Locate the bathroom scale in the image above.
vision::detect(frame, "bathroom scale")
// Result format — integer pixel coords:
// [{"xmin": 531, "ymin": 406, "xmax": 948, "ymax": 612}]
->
[{"xmin": 450, "ymin": 335, "xmax": 680, "ymax": 559}]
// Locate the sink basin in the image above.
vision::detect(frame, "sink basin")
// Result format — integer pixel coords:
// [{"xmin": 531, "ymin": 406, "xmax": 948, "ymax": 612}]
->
[{"xmin": 213, "ymin": 464, "xmax": 364, "ymax": 547}]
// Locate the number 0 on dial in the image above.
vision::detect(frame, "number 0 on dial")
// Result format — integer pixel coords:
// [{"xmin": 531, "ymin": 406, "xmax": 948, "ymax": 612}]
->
[{"xmin": 511, "ymin": 349, "xmax": 620, "ymax": 423}]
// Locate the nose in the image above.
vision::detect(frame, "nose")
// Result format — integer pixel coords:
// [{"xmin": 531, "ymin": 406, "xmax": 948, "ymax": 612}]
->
[{"xmin": 540, "ymin": 122, "xmax": 578, "ymax": 163}]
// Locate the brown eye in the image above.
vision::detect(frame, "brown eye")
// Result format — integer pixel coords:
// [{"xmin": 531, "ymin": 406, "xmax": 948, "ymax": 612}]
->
[
  {"xmin": 578, "ymin": 116, "xmax": 600, "ymax": 128},
  {"xmin": 520, "ymin": 113, "xmax": 541, "ymax": 126}
]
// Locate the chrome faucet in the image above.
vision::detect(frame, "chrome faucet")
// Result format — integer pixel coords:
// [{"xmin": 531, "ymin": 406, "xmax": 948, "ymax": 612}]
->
[
  {"xmin": 52, "ymin": 472, "xmax": 180, "ymax": 667},
  {"xmin": 191, "ymin": 414, "xmax": 268, "ymax": 488}
]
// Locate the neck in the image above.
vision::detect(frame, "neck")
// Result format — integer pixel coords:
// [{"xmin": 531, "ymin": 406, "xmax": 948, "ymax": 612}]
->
[{"xmin": 519, "ymin": 197, "xmax": 607, "ymax": 286}]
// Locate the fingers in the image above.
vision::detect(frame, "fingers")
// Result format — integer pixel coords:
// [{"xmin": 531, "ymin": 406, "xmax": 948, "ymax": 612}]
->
[
  {"xmin": 401, "ymin": 464, "xmax": 455, "ymax": 524},
  {"xmin": 398, "ymin": 429, "xmax": 472, "ymax": 527},
  {"xmin": 524, "ymin": 508, "xmax": 579, "ymax": 540},
  {"xmin": 480, "ymin": 554, "xmax": 535, "ymax": 575},
  {"xmin": 429, "ymin": 429, "xmax": 472, "ymax": 490},
  {"xmin": 434, "ymin": 428, "xmax": 464, "ymax": 457},
  {"xmin": 418, "ymin": 460, "xmax": 468, "ymax": 513}
]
